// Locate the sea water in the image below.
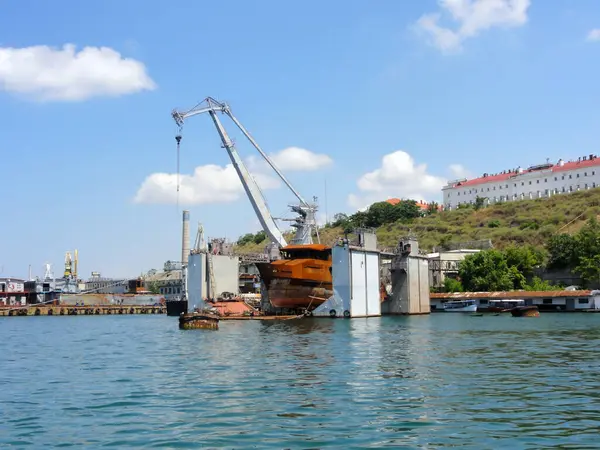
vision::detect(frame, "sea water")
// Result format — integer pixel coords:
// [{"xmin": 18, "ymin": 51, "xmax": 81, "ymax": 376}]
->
[{"xmin": 1, "ymin": 314, "xmax": 599, "ymax": 448}]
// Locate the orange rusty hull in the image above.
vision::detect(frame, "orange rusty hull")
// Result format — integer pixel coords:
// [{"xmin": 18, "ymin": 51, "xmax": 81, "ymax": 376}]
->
[
  {"xmin": 256, "ymin": 259, "xmax": 333, "ymax": 310},
  {"xmin": 265, "ymin": 278, "xmax": 333, "ymax": 310}
]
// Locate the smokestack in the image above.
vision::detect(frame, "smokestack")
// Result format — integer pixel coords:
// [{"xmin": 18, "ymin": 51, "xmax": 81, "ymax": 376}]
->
[{"xmin": 182, "ymin": 210, "xmax": 190, "ymax": 266}]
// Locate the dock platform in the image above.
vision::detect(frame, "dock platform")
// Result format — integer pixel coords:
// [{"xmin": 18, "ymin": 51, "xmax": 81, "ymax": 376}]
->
[{"xmin": 0, "ymin": 305, "xmax": 166, "ymax": 317}]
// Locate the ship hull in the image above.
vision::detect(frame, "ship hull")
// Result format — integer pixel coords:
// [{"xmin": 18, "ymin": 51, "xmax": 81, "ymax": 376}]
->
[
  {"xmin": 256, "ymin": 261, "xmax": 333, "ymax": 310},
  {"xmin": 267, "ymin": 278, "xmax": 333, "ymax": 309}
]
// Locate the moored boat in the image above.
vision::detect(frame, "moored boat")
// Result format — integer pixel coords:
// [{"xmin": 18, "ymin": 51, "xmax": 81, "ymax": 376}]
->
[
  {"xmin": 486, "ymin": 299, "xmax": 525, "ymax": 313},
  {"xmin": 442, "ymin": 300, "xmax": 478, "ymax": 312},
  {"xmin": 510, "ymin": 305, "xmax": 540, "ymax": 317},
  {"xmin": 255, "ymin": 244, "xmax": 332, "ymax": 311}
]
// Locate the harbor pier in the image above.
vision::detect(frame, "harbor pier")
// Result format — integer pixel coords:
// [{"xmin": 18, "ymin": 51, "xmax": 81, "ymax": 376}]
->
[{"xmin": 0, "ymin": 305, "xmax": 166, "ymax": 317}]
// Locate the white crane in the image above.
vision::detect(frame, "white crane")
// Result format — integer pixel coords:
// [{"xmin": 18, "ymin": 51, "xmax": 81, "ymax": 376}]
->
[{"xmin": 172, "ymin": 97, "xmax": 319, "ymax": 248}]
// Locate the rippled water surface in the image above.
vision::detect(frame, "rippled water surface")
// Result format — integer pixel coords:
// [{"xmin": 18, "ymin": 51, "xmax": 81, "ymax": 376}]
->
[{"xmin": 2, "ymin": 314, "xmax": 600, "ymax": 448}]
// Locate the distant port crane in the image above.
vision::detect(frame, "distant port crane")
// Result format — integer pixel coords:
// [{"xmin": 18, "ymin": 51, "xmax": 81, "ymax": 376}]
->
[{"xmin": 171, "ymin": 97, "xmax": 319, "ymax": 248}]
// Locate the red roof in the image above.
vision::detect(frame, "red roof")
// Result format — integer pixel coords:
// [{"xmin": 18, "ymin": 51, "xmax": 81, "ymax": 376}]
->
[
  {"xmin": 449, "ymin": 156, "xmax": 600, "ymax": 188},
  {"xmin": 385, "ymin": 198, "xmax": 442, "ymax": 210},
  {"xmin": 552, "ymin": 157, "xmax": 600, "ymax": 173},
  {"xmin": 455, "ymin": 172, "xmax": 516, "ymax": 187}
]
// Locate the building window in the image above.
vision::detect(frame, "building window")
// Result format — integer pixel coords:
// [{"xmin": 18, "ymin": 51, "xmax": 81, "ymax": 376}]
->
[
  {"xmin": 521, "ymin": 182, "xmax": 524, "ymax": 186},
  {"xmin": 529, "ymin": 181, "xmax": 532, "ymax": 185},
  {"xmin": 543, "ymin": 299, "xmax": 553, "ymax": 305},
  {"xmin": 505, "ymin": 184, "xmax": 508, "ymax": 188},
  {"xmin": 593, "ymin": 171, "xmax": 596, "ymax": 176},
  {"xmin": 562, "ymin": 187, "xmax": 566, "ymax": 192},
  {"xmin": 585, "ymin": 172, "xmax": 588, "ymax": 176},
  {"xmin": 554, "ymin": 177, "xmax": 557, "ymax": 181},
  {"xmin": 594, "ymin": 183, "xmax": 597, "ymax": 188},
  {"xmin": 487, "ymin": 188, "xmax": 490, "ymax": 191},
  {"xmin": 585, "ymin": 184, "xmax": 588, "ymax": 189},
  {"xmin": 562, "ymin": 176, "xmax": 565, "ymax": 180},
  {"xmin": 577, "ymin": 174, "xmax": 580, "ymax": 178},
  {"xmin": 544, "ymin": 178, "xmax": 547, "ymax": 182},
  {"xmin": 579, "ymin": 298, "xmax": 589, "ymax": 304},
  {"xmin": 569, "ymin": 174, "xmax": 572, "ymax": 179},
  {"xmin": 569, "ymin": 186, "xmax": 573, "ymax": 192},
  {"xmin": 493, "ymin": 186, "xmax": 496, "ymax": 190},
  {"xmin": 536, "ymin": 180, "xmax": 539, "ymax": 184}
]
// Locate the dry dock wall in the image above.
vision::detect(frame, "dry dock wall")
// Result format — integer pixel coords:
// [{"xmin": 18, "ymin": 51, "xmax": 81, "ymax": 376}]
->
[
  {"xmin": 381, "ymin": 237, "xmax": 431, "ymax": 315},
  {"xmin": 313, "ymin": 244, "xmax": 381, "ymax": 318},
  {"xmin": 187, "ymin": 253, "xmax": 239, "ymax": 309}
]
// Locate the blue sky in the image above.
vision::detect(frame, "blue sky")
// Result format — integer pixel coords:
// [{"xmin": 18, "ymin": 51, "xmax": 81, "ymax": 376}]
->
[{"xmin": 1, "ymin": 0, "xmax": 600, "ymax": 279}]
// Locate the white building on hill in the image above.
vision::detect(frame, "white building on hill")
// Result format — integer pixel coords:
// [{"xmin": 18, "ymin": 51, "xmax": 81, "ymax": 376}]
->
[{"xmin": 442, "ymin": 154, "xmax": 600, "ymax": 210}]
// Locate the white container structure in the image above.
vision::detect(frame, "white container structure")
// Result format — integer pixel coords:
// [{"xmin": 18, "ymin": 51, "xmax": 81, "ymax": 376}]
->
[
  {"xmin": 312, "ymin": 244, "xmax": 381, "ymax": 318},
  {"xmin": 186, "ymin": 253, "xmax": 207, "ymax": 313}
]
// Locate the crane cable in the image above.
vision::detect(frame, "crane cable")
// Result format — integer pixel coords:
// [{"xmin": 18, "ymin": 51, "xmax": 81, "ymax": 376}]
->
[{"xmin": 175, "ymin": 133, "xmax": 182, "ymax": 211}]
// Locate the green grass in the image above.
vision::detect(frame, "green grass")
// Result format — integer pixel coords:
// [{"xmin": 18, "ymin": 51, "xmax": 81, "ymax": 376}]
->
[{"xmin": 234, "ymin": 189, "xmax": 600, "ymax": 254}]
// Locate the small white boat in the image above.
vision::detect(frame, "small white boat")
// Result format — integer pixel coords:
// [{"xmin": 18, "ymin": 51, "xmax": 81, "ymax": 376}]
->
[{"xmin": 442, "ymin": 300, "xmax": 478, "ymax": 312}]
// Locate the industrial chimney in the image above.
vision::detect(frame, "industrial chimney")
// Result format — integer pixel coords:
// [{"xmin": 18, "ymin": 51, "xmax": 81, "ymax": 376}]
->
[{"xmin": 181, "ymin": 210, "xmax": 190, "ymax": 266}]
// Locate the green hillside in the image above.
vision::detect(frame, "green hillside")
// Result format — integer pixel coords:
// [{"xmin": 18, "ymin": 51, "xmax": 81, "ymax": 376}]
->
[{"xmin": 234, "ymin": 189, "xmax": 600, "ymax": 254}]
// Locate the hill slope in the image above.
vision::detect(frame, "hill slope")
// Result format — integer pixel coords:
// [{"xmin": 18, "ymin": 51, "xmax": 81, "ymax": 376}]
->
[{"xmin": 234, "ymin": 189, "xmax": 600, "ymax": 254}]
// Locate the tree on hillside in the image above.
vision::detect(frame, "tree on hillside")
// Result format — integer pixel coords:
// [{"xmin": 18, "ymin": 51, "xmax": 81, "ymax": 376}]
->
[
  {"xmin": 504, "ymin": 245, "xmax": 546, "ymax": 277},
  {"xmin": 458, "ymin": 250, "xmax": 525, "ymax": 291},
  {"xmin": 395, "ymin": 200, "xmax": 421, "ymax": 221},
  {"xmin": 253, "ymin": 230, "xmax": 267, "ymax": 244},
  {"xmin": 237, "ymin": 233, "xmax": 255, "ymax": 246},
  {"xmin": 546, "ymin": 234, "xmax": 578, "ymax": 269},
  {"xmin": 573, "ymin": 217, "xmax": 600, "ymax": 284},
  {"xmin": 525, "ymin": 277, "xmax": 556, "ymax": 291},
  {"xmin": 474, "ymin": 196, "xmax": 486, "ymax": 211},
  {"xmin": 348, "ymin": 210, "xmax": 368, "ymax": 228},
  {"xmin": 331, "ymin": 213, "xmax": 349, "ymax": 228},
  {"xmin": 444, "ymin": 277, "xmax": 464, "ymax": 292},
  {"xmin": 426, "ymin": 202, "xmax": 439, "ymax": 216},
  {"xmin": 364, "ymin": 202, "xmax": 396, "ymax": 228}
]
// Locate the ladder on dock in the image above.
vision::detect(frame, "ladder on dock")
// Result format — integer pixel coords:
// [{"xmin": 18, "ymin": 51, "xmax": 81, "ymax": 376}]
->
[{"xmin": 208, "ymin": 252, "xmax": 218, "ymax": 300}]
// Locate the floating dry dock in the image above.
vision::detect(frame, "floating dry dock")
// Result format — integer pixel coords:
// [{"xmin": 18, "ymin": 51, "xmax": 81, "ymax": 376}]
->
[{"xmin": 0, "ymin": 305, "xmax": 166, "ymax": 317}]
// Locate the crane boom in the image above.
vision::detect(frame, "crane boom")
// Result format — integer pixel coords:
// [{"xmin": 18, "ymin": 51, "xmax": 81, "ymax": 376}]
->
[
  {"xmin": 171, "ymin": 97, "xmax": 318, "ymax": 248},
  {"xmin": 206, "ymin": 109, "xmax": 287, "ymax": 247}
]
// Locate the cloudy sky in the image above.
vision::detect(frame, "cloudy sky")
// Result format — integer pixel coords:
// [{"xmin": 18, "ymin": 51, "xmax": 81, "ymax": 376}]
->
[{"xmin": 1, "ymin": 0, "xmax": 599, "ymax": 278}]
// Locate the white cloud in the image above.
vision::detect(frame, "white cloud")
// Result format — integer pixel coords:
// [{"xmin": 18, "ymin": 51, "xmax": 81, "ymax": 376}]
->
[
  {"xmin": 248, "ymin": 147, "xmax": 333, "ymax": 173},
  {"xmin": 587, "ymin": 29, "xmax": 600, "ymax": 42},
  {"xmin": 134, "ymin": 163, "xmax": 279, "ymax": 205},
  {"xmin": 135, "ymin": 146, "xmax": 330, "ymax": 206},
  {"xmin": 270, "ymin": 147, "xmax": 333, "ymax": 171},
  {"xmin": 347, "ymin": 150, "xmax": 465, "ymax": 210},
  {"xmin": 449, "ymin": 163, "xmax": 472, "ymax": 179},
  {"xmin": 0, "ymin": 43, "xmax": 156, "ymax": 101},
  {"xmin": 415, "ymin": 0, "xmax": 531, "ymax": 53}
]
